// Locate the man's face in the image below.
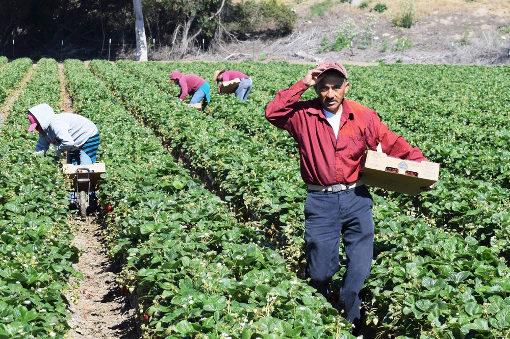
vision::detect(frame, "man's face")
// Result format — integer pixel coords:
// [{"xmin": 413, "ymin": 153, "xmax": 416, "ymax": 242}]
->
[{"xmin": 315, "ymin": 72, "xmax": 349, "ymax": 113}]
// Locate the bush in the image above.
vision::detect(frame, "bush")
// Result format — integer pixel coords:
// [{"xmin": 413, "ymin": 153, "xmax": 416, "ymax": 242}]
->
[
  {"xmin": 500, "ymin": 26, "xmax": 510, "ymax": 34},
  {"xmin": 318, "ymin": 30, "xmax": 355, "ymax": 52},
  {"xmin": 310, "ymin": 0, "xmax": 333, "ymax": 17},
  {"xmin": 318, "ymin": 16, "xmax": 377, "ymax": 52},
  {"xmin": 356, "ymin": 15, "xmax": 376, "ymax": 49},
  {"xmin": 379, "ymin": 39, "xmax": 390, "ymax": 52},
  {"xmin": 393, "ymin": 36, "xmax": 412, "ymax": 51},
  {"xmin": 372, "ymin": 3, "xmax": 387, "ymax": 13},
  {"xmin": 319, "ymin": 36, "xmax": 331, "ymax": 52},
  {"xmin": 310, "ymin": 0, "xmax": 353, "ymax": 16},
  {"xmin": 392, "ymin": 1, "xmax": 415, "ymax": 28},
  {"xmin": 358, "ymin": 1, "xmax": 369, "ymax": 9},
  {"xmin": 226, "ymin": 0, "xmax": 297, "ymax": 38}
]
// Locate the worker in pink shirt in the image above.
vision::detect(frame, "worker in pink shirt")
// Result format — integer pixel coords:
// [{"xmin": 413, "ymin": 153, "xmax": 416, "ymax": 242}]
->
[
  {"xmin": 213, "ymin": 69, "xmax": 253, "ymax": 101},
  {"xmin": 170, "ymin": 70, "xmax": 211, "ymax": 109}
]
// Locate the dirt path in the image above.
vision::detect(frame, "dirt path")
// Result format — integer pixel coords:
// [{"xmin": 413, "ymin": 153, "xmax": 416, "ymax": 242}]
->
[
  {"xmin": 64, "ymin": 218, "xmax": 139, "ymax": 339},
  {"xmin": 0, "ymin": 64, "xmax": 36, "ymax": 126},
  {"xmin": 58, "ymin": 63, "xmax": 73, "ymax": 112},
  {"xmin": 60, "ymin": 64, "xmax": 139, "ymax": 338}
]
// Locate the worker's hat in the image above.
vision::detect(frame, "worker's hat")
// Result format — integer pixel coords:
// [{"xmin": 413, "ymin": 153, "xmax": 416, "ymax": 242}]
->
[
  {"xmin": 213, "ymin": 70, "xmax": 224, "ymax": 81},
  {"xmin": 316, "ymin": 61, "xmax": 349, "ymax": 79}
]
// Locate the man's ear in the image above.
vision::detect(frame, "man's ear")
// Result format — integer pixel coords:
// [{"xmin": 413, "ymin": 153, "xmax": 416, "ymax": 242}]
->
[{"xmin": 344, "ymin": 81, "xmax": 350, "ymax": 94}]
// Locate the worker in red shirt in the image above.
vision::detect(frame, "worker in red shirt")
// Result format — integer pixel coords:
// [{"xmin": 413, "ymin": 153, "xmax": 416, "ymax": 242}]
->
[
  {"xmin": 170, "ymin": 70, "xmax": 211, "ymax": 109},
  {"xmin": 265, "ymin": 62, "xmax": 428, "ymax": 330}
]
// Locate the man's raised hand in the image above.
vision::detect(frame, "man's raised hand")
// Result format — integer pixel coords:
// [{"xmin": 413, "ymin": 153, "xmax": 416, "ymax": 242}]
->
[{"xmin": 303, "ymin": 66, "xmax": 325, "ymax": 87}]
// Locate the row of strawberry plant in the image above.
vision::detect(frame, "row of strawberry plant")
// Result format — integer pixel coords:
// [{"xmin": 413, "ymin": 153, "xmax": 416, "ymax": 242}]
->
[
  {"xmin": 0, "ymin": 58, "xmax": 32, "ymax": 109},
  {"xmin": 123, "ymin": 61, "xmax": 510, "ymax": 189},
  {"xmin": 329, "ymin": 65, "xmax": 510, "ymax": 187},
  {"xmin": 120, "ymin": 60, "xmax": 510, "ymax": 133},
  {"xmin": 0, "ymin": 59, "xmax": 75, "ymax": 337},
  {"xmin": 352, "ymin": 64, "xmax": 509, "ymax": 129},
  {"xmin": 64, "ymin": 59, "xmax": 353, "ymax": 338},
  {"xmin": 98, "ymin": 62, "xmax": 507, "ymax": 260},
  {"xmin": 117, "ymin": 61, "xmax": 509, "ymax": 257},
  {"xmin": 0, "ymin": 56, "xmax": 9, "ymax": 70},
  {"xmin": 90, "ymin": 60, "xmax": 510, "ymax": 337},
  {"xmin": 116, "ymin": 60, "xmax": 290, "ymax": 149},
  {"xmin": 343, "ymin": 65, "xmax": 510, "ymax": 247},
  {"xmin": 92, "ymin": 60, "xmax": 306, "ymax": 264}
]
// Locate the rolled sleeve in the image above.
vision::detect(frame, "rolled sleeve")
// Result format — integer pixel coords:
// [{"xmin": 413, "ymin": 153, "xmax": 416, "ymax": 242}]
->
[{"xmin": 367, "ymin": 111, "xmax": 428, "ymax": 162}]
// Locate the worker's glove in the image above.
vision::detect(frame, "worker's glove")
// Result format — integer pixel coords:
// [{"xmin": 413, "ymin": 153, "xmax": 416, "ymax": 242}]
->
[{"xmin": 33, "ymin": 150, "xmax": 45, "ymax": 156}]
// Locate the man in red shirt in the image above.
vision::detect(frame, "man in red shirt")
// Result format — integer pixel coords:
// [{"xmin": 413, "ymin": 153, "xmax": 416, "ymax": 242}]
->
[{"xmin": 265, "ymin": 62, "xmax": 427, "ymax": 329}]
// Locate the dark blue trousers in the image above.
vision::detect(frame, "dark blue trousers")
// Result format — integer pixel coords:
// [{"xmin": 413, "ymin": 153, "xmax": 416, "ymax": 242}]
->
[{"xmin": 304, "ymin": 185, "xmax": 374, "ymax": 323}]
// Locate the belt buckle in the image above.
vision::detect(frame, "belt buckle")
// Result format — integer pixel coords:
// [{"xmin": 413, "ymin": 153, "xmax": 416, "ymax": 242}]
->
[{"xmin": 337, "ymin": 183, "xmax": 350, "ymax": 192}]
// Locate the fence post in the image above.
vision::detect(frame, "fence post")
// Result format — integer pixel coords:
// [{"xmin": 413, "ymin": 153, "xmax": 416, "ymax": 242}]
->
[{"xmin": 108, "ymin": 38, "xmax": 111, "ymax": 61}]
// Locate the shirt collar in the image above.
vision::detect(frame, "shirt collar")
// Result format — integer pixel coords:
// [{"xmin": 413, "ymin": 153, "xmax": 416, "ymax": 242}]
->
[{"xmin": 323, "ymin": 109, "xmax": 336, "ymax": 119}]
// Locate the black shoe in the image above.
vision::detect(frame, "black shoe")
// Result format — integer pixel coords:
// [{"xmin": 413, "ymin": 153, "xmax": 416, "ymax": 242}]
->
[
  {"xmin": 351, "ymin": 316, "xmax": 365, "ymax": 336},
  {"xmin": 326, "ymin": 289, "xmax": 340, "ymax": 309},
  {"xmin": 310, "ymin": 279, "xmax": 331, "ymax": 297}
]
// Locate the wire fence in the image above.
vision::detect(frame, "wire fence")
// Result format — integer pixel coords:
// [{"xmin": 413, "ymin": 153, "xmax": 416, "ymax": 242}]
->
[{"xmin": 0, "ymin": 37, "xmax": 181, "ymax": 61}]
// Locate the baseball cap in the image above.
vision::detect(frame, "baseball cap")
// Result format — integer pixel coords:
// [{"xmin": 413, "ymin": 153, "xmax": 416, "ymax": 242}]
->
[{"xmin": 317, "ymin": 61, "xmax": 348, "ymax": 79}]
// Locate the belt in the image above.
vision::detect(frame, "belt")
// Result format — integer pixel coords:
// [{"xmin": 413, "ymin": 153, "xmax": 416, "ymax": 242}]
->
[{"xmin": 307, "ymin": 180, "xmax": 363, "ymax": 192}]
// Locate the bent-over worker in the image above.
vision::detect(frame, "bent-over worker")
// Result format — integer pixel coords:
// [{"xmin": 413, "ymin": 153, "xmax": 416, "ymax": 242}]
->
[
  {"xmin": 170, "ymin": 70, "xmax": 211, "ymax": 109},
  {"xmin": 214, "ymin": 69, "xmax": 253, "ymax": 101},
  {"xmin": 27, "ymin": 103, "xmax": 100, "ymax": 165}
]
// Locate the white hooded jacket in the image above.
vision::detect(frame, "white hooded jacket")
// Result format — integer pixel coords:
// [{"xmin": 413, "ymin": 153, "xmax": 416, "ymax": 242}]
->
[{"xmin": 29, "ymin": 103, "xmax": 98, "ymax": 154}]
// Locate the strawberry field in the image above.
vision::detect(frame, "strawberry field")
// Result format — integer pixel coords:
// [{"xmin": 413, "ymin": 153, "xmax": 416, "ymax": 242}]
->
[{"xmin": 0, "ymin": 58, "xmax": 509, "ymax": 338}]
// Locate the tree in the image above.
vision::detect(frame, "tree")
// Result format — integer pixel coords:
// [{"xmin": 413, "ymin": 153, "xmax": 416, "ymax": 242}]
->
[
  {"xmin": 141, "ymin": 0, "xmax": 226, "ymax": 57},
  {"xmin": 133, "ymin": 0, "xmax": 147, "ymax": 61}
]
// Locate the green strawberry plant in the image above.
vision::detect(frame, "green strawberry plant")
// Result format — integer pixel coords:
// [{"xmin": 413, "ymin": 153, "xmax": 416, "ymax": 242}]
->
[
  {"xmin": 0, "ymin": 58, "xmax": 32, "ymax": 108},
  {"xmin": 123, "ymin": 60, "xmax": 510, "ymax": 245},
  {"xmin": 64, "ymin": 59, "xmax": 354, "ymax": 338},
  {"xmin": 90, "ymin": 60, "xmax": 510, "ymax": 337},
  {"xmin": 0, "ymin": 59, "xmax": 76, "ymax": 337}
]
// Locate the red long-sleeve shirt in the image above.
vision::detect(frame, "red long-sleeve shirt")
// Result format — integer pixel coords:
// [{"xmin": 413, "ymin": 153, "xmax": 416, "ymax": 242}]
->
[
  {"xmin": 172, "ymin": 73, "xmax": 206, "ymax": 101},
  {"xmin": 265, "ymin": 80, "xmax": 427, "ymax": 186}
]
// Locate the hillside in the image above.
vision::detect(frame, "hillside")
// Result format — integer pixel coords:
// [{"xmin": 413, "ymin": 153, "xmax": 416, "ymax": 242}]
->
[{"xmin": 204, "ymin": 0, "xmax": 510, "ymax": 64}]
